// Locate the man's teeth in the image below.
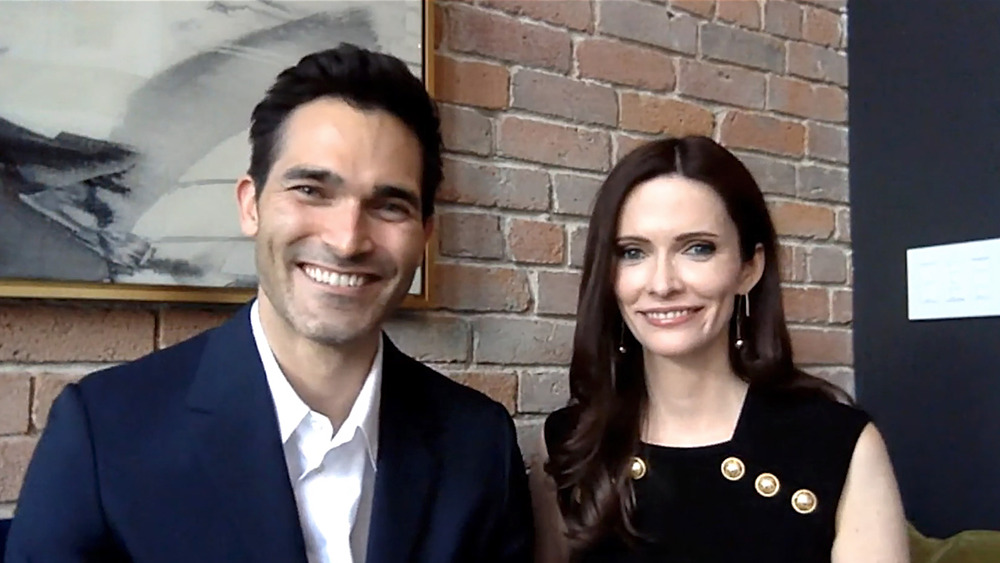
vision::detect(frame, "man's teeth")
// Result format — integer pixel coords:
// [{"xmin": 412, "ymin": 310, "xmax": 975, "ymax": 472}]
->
[
  {"xmin": 302, "ymin": 266, "xmax": 365, "ymax": 287},
  {"xmin": 646, "ymin": 309, "xmax": 696, "ymax": 320}
]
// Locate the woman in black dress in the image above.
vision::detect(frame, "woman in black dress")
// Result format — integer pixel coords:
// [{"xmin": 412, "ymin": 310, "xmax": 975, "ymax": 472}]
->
[{"xmin": 530, "ymin": 136, "xmax": 907, "ymax": 563}]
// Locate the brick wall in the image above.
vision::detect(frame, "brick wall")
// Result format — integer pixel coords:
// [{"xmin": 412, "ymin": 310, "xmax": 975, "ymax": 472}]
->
[{"xmin": 0, "ymin": 0, "xmax": 851, "ymax": 515}]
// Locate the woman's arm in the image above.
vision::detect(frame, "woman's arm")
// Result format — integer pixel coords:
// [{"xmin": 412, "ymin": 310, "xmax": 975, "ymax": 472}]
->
[
  {"xmin": 529, "ymin": 429, "xmax": 570, "ymax": 563},
  {"xmin": 831, "ymin": 423, "xmax": 909, "ymax": 563}
]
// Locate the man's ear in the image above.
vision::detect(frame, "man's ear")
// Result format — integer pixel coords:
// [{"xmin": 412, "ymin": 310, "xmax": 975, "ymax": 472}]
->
[
  {"xmin": 236, "ymin": 176, "xmax": 259, "ymax": 238},
  {"xmin": 423, "ymin": 215, "xmax": 435, "ymax": 241},
  {"xmin": 739, "ymin": 243, "xmax": 766, "ymax": 294}
]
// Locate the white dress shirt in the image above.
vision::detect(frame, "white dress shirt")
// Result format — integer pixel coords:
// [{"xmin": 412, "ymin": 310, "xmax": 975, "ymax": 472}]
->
[{"xmin": 250, "ymin": 302, "xmax": 382, "ymax": 563}]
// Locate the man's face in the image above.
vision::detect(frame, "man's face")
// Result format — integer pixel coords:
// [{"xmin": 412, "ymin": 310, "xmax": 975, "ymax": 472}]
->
[{"xmin": 237, "ymin": 97, "xmax": 429, "ymax": 347}]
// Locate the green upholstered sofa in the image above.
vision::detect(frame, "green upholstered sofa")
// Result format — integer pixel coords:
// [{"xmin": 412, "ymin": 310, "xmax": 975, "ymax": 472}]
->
[{"xmin": 909, "ymin": 522, "xmax": 1000, "ymax": 563}]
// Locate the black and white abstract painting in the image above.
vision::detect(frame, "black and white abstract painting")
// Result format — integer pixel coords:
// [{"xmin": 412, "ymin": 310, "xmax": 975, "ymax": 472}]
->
[{"xmin": 0, "ymin": 0, "xmax": 426, "ymax": 300}]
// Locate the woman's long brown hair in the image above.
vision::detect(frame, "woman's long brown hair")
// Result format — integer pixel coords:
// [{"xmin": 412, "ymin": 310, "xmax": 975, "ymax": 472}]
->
[{"xmin": 545, "ymin": 136, "xmax": 845, "ymax": 553}]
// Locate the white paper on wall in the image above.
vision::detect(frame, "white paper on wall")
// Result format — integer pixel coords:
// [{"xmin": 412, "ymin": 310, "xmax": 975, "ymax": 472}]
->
[{"xmin": 906, "ymin": 238, "xmax": 1000, "ymax": 320}]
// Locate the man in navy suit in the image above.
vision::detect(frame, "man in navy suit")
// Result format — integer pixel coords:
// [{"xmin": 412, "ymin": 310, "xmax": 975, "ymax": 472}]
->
[{"xmin": 6, "ymin": 44, "xmax": 533, "ymax": 563}]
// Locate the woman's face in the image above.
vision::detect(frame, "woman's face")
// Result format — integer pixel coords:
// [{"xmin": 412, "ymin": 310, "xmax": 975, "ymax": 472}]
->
[{"xmin": 614, "ymin": 174, "xmax": 763, "ymax": 362}]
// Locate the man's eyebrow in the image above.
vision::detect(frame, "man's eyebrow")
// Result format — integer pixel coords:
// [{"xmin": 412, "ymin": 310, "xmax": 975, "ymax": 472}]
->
[
  {"xmin": 280, "ymin": 166, "xmax": 344, "ymax": 185},
  {"xmin": 373, "ymin": 184, "xmax": 421, "ymax": 210}
]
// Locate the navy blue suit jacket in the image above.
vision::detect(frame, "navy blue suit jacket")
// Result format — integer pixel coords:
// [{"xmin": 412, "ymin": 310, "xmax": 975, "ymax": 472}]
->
[{"xmin": 5, "ymin": 305, "xmax": 533, "ymax": 562}]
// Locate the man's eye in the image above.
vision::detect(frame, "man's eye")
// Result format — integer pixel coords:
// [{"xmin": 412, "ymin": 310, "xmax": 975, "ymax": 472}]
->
[
  {"xmin": 375, "ymin": 200, "xmax": 416, "ymax": 220},
  {"xmin": 291, "ymin": 185, "xmax": 319, "ymax": 196}
]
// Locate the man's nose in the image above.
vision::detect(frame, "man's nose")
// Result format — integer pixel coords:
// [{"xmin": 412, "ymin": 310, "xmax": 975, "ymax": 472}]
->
[{"xmin": 320, "ymin": 200, "xmax": 374, "ymax": 258}]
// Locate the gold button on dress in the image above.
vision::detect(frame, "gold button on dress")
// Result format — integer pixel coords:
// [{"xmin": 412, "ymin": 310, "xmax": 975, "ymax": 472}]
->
[
  {"xmin": 754, "ymin": 472, "xmax": 780, "ymax": 497},
  {"xmin": 630, "ymin": 456, "xmax": 648, "ymax": 480},
  {"xmin": 720, "ymin": 456, "xmax": 746, "ymax": 481},
  {"xmin": 791, "ymin": 489, "xmax": 818, "ymax": 514}
]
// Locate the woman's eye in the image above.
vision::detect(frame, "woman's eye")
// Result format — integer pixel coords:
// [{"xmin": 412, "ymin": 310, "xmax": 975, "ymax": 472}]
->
[
  {"xmin": 617, "ymin": 246, "xmax": 645, "ymax": 261},
  {"xmin": 685, "ymin": 242, "xmax": 716, "ymax": 257}
]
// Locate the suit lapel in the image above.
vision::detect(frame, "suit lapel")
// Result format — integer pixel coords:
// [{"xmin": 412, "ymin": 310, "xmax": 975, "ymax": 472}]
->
[
  {"xmin": 185, "ymin": 304, "xmax": 308, "ymax": 563},
  {"xmin": 366, "ymin": 336, "xmax": 440, "ymax": 563}
]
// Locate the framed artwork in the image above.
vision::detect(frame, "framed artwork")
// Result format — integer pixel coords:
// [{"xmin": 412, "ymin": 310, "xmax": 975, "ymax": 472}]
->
[{"xmin": 0, "ymin": 0, "xmax": 434, "ymax": 306}]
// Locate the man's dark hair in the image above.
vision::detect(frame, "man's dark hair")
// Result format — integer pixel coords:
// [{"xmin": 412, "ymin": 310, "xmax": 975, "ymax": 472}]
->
[{"xmin": 248, "ymin": 43, "xmax": 442, "ymax": 220}]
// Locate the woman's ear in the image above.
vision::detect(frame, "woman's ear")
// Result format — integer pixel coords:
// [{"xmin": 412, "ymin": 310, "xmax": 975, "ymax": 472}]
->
[{"xmin": 739, "ymin": 243, "xmax": 766, "ymax": 294}]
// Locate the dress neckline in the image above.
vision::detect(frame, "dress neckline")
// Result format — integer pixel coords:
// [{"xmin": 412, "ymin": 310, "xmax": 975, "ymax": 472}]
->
[{"xmin": 640, "ymin": 384, "xmax": 754, "ymax": 455}]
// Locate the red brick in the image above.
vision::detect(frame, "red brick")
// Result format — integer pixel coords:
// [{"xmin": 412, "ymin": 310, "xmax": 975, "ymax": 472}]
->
[
  {"xmin": 835, "ymin": 208, "xmax": 851, "ymax": 243},
  {"xmin": 678, "ymin": 59, "xmax": 766, "ymax": 109},
  {"xmin": 518, "ymin": 369, "xmax": 570, "ymax": 412},
  {"xmin": 832, "ymin": 289, "xmax": 853, "ymax": 323},
  {"xmin": 619, "ymin": 93, "xmax": 715, "ymax": 136},
  {"xmin": 808, "ymin": 246, "xmax": 848, "ymax": 283},
  {"xmin": 32, "ymin": 372, "xmax": 83, "ymax": 431},
  {"xmin": 577, "ymin": 38, "xmax": 676, "ymax": 90},
  {"xmin": 435, "ymin": 55, "xmax": 509, "ymax": 110},
  {"xmin": 0, "ymin": 436, "xmax": 37, "ymax": 502},
  {"xmin": 807, "ymin": 122, "xmax": 848, "ymax": 163},
  {"xmin": 498, "ymin": 116, "xmax": 610, "ymax": 171},
  {"xmin": 515, "ymin": 418, "xmax": 545, "ymax": 461},
  {"xmin": 553, "ymin": 172, "xmax": 603, "ymax": 216},
  {"xmin": 438, "ymin": 212, "xmax": 505, "ymax": 260},
  {"xmin": 0, "ymin": 373, "xmax": 30, "ymax": 435},
  {"xmin": 716, "ymin": 0, "xmax": 762, "ymax": 29},
  {"xmin": 614, "ymin": 132, "xmax": 652, "ymax": 163},
  {"xmin": 736, "ymin": 152, "xmax": 796, "ymax": 196},
  {"xmin": 720, "ymin": 111, "xmax": 805, "ymax": 157},
  {"xmin": 473, "ymin": 318, "xmax": 575, "ymax": 364},
  {"xmin": 769, "ymin": 201, "xmax": 835, "ymax": 238},
  {"xmin": 788, "ymin": 41, "xmax": 848, "ymax": 86},
  {"xmin": 439, "ymin": 103, "xmax": 492, "ymax": 156},
  {"xmin": 512, "ymin": 69, "xmax": 617, "ymax": 126},
  {"xmin": 0, "ymin": 306, "xmax": 154, "ymax": 362},
  {"xmin": 447, "ymin": 5, "xmax": 572, "ymax": 72},
  {"xmin": 439, "ymin": 158, "xmax": 550, "ymax": 211},
  {"xmin": 779, "ymin": 244, "xmax": 808, "ymax": 282},
  {"xmin": 450, "ymin": 371, "xmax": 518, "ymax": 413},
  {"xmin": 569, "ymin": 226, "xmax": 590, "ymax": 268},
  {"xmin": 480, "ymin": 0, "xmax": 593, "ymax": 31},
  {"xmin": 790, "ymin": 327, "xmax": 852, "ymax": 364},
  {"xmin": 671, "ymin": 0, "xmax": 715, "ymax": 18},
  {"xmin": 598, "ymin": 0, "xmax": 698, "ymax": 54},
  {"xmin": 700, "ymin": 22, "xmax": 785, "ymax": 72},
  {"xmin": 803, "ymin": 5, "xmax": 842, "ymax": 47},
  {"xmin": 797, "ymin": 0, "xmax": 846, "ymax": 11},
  {"xmin": 782, "ymin": 287, "xmax": 829, "ymax": 323},
  {"xmin": 508, "ymin": 220, "xmax": 565, "ymax": 264},
  {"xmin": 537, "ymin": 271, "xmax": 582, "ymax": 315},
  {"xmin": 764, "ymin": 0, "xmax": 802, "ymax": 39},
  {"xmin": 432, "ymin": 264, "xmax": 531, "ymax": 312},
  {"xmin": 383, "ymin": 314, "xmax": 471, "ymax": 362},
  {"xmin": 158, "ymin": 308, "xmax": 232, "ymax": 349},
  {"xmin": 768, "ymin": 76, "xmax": 846, "ymax": 123},
  {"xmin": 797, "ymin": 164, "xmax": 848, "ymax": 203}
]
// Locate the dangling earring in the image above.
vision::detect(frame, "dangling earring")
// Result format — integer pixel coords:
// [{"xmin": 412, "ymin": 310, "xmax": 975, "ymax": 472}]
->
[
  {"xmin": 618, "ymin": 323, "xmax": 627, "ymax": 354},
  {"xmin": 735, "ymin": 293, "xmax": 750, "ymax": 349}
]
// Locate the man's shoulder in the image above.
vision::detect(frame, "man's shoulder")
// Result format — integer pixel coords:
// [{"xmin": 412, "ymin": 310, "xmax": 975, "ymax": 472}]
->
[
  {"xmin": 384, "ymin": 343, "xmax": 512, "ymax": 426},
  {"xmin": 74, "ymin": 322, "xmax": 217, "ymax": 406}
]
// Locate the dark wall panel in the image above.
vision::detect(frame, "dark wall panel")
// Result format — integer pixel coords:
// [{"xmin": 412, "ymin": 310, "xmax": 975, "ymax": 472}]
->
[{"xmin": 850, "ymin": 0, "xmax": 1000, "ymax": 536}]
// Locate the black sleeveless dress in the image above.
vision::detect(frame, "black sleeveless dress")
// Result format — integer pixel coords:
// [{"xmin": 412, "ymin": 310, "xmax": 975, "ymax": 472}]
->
[{"xmin": 544, "ymin": 386, "xmax": 870, "ymax": 563}]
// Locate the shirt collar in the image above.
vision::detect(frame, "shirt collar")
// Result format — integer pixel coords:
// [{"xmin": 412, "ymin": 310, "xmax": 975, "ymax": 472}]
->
[{"xmin": 250, "ymin": 301, "xmax": 381, "ymax": 467}]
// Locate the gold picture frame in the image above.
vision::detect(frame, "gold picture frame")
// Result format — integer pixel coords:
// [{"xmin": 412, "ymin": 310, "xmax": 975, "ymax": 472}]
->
[{"xmin": 0, "ymin": 0, "xmax": 436, "ymax": 307}]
